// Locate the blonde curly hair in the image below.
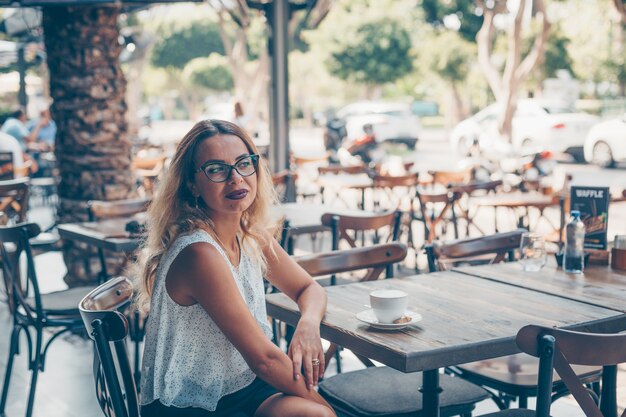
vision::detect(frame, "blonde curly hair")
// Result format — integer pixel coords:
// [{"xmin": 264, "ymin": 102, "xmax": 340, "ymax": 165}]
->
[{"xmin": 134, "ymin": 119, "xmax": 277, "ymax": 311}]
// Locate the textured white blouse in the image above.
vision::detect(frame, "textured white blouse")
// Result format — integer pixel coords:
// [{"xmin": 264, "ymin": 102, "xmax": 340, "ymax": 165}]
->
[{"xmin": 139, "ymin": 229, "xmax": 273, "ymax": 411}]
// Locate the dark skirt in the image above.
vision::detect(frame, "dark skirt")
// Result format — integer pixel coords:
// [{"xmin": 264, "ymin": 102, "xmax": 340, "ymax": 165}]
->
[{"xmin": 141, "ymin": 377, "xmax": 280, "ymax": 417}]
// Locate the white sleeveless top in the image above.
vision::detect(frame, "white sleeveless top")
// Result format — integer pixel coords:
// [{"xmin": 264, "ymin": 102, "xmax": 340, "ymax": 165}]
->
[{"xmin": 139, "ymin": 229, "xmax": 273, "ymax": 411}]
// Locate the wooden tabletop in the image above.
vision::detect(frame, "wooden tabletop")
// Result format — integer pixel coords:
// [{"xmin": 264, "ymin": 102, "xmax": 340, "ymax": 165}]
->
[
  {"xmin": 317, "ymin": 173, "xmax": 374, "ymax": 191},
  {"xmin": 265, "ymin": 272, "xmax": 625, "ymax": 373},
  {"xmin": 473, "ymin": 192, "xmax": 557, "ymax": 209},
  {"xmin": 453, "ymin": 260, "xmax": 626, "ymax": 313},
  {"xmin": 58, "ymin": 218, "xmax": 142, "ymax": 252}
]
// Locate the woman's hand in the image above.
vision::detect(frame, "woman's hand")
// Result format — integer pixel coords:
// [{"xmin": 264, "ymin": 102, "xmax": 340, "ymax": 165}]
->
[{"xmin": 288, "ymin": 316, "xmax": 325, "ymax": 389}]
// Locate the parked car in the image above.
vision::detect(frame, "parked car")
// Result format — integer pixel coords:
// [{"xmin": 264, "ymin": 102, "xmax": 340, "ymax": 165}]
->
[
  {"xmin": 450, "ymin": 99, "xmax": 598, "ymax": 159},
  {"xmin": 583, "ymin": 114, "xmax": 626, "ymax": 168},
  {"xmin": 336, "ymin": 101, "xmax": 421, "ymax": 149}
]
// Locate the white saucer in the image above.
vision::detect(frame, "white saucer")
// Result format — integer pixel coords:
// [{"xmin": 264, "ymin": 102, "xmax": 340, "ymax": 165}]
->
[{"xmin": 355, "ymin": 309, "xmax": 422, "ymax": 330}]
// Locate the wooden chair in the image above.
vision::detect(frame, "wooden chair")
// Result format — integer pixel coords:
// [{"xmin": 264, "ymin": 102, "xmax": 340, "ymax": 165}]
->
[
  {"xmin": 309, "ymin": 245, "xmax": 489, "ymax": 417},
  {"xmin": 322, "ymin": 210, "xmax": 401, "ymax": 249},
  {"xmin": 0, "ymin": 177, "xmax": 29, "ymax": 224},
  {"xmin": 371, "ymin": 172, "xmax": 420, "ymax": 211},
  {"xmin": 425, "ymin": 231, "xmax": 602, "ymax": 411},
  {"xmin": 424, "ymin": 229, "xmax": 525, "ymax": 272},
  {"xmin": 479, "ymin": 325, "xmax": 626, "ymax": 417},
  {"xmin": 0, "ymin": 151, "xmax": 14, "ymax": 180},
  {"xmin": 448, "ymin": 180, "xmax": 503, "ymax": 237},
  {"xmin": 414, "ymin": 189, "xmax": 461, "ymax": 244},
  {"xmin": 272, "ymin": 169, "xmax": 298, "ymax": 202},
  {"xmin": 79, "ymin": 277, "xmax": 139, "ymax": 417},
  {"xmin": 296, "ymin": 243, "xmax": 407, "ymax": 370},
  {"xmin": 428, "ymin": 169, "xmax": 471, "ymax": 189},
  {"xmin": 0, "ymin": 223, "xmax": 97, "ymax": 417},
  {"xmin": 87, "ymin": 197, "xmax": 151, "ymax": 282}
]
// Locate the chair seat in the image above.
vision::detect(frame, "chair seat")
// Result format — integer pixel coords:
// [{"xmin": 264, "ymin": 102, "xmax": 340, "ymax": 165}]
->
[
  {"xmin": 319, "ymin": 366, "xmax": 489, "ymax": 417},
  {"xmin": 30, "ymin": 232, "xmax": 61, "ymax": 250},
  {"xmin": 28, "ymin": 285, "xmax": 98, "ymax": 314},
  {"xmin": 479, "ymin": 409, "xmax": 535, "ymax": 417},
  {"xmin": 456, "ymin": 353, "xmax": 601, "ymax": 392}
]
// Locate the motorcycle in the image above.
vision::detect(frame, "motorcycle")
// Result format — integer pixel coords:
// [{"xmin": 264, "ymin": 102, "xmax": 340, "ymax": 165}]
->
[{"xmin": 337, "ymin": 123, "xmax": 378, "ymax": 165}]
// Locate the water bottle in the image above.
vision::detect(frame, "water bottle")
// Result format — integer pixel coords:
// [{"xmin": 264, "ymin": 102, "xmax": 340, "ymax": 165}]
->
[{"xmin": 563, "ymin": 210, "xmax": 585, "ymax": 274}]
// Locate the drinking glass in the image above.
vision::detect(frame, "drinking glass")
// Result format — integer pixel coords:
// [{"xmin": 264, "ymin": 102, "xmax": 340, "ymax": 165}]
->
[{"xmin": 519, "ymin": 233, "xmax": 547, "ymax": 272}]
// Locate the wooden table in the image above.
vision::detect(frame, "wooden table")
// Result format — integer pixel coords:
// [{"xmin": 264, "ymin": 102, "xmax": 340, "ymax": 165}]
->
[
  {"xmin": 317, "ymin": 174, "xmax": 374, "ymax": 209},
  {"xmin": 57, "ymin": 217, "xmax": 143, "ymax": 253},
  {"xmin": 472, "ymin": 192, "xmax": 559, "ymax": 232},
  {"xmin": 453, "ymin": 261, "xmax": 626, "ymax": 313},
  {"xmin": 265, "ymin": 272, "xmax": 626, "ymax": 417}
]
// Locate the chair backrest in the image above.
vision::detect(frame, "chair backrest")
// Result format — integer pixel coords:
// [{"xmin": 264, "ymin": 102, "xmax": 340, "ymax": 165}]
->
[
  {"xmin": 87, "ymin": 198, "xmax": 151, "ymax": 221},
  {"xmin": 0, "ymin": 151, "xmax": 14, "ymax": 180},
  {"xmin": 79, "ymin": 277, "xmax": 138, "ymax": 417},
  {"xmin": 372, "ymin": 172, "xmax": 420, "ymax": 189},
  {"xmin": 296, "ymin": 243, "xmax": 408, "ymax": 281},
  {"xmin": 272, "ymin": 170, "xmax": 298, "ymax": 202},
  {"xmin": 318, "ymin": 164, "xmax": 369, "ymax": 176},
  {"xmin": 425, "ymin": 229, "xmax": 526, "ymax": 272},
  {"xmin": 517, "ymin": 325, "xmax": 626, "ymax": 417},
  {"xmin": 0, "ymin": 223, "xmax": 42, "ymax": 316},
  {"xmin": 321, "ymin": 210, "xmax": 401, "ymax": 250},
  {"xmin": 415, "ymin": 190, "xmax": 461, "ymax": 243},
  {"xmin": 428, "ymin": 169, "xmax": 471, "ymax": 187},
  {"xmin": 448, "ymin": 179, "xmax": 503, "ymax": 196},
  {"xmin": 0, "ymin": 177, "xmax": 30, "ymax": 224}
]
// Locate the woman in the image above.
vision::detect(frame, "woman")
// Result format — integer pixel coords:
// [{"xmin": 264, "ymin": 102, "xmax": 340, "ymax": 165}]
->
[{"xmin": 136, "ymin": 120, "xmax": 335, "ymax": 417}]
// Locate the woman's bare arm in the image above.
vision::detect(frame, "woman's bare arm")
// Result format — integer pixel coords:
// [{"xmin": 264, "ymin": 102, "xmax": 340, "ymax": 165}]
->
[
  {"xmin": 167, "ymin": 242, "xmax": 332, "ymax": 410},
  {"xmin": 262, "ymin": 236, "xmax": 328, "ymax": 387}
]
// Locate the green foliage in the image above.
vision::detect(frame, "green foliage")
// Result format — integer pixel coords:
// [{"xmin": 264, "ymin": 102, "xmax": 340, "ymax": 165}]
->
[
  {"xmin": 524, "ymin": 26, "xmax": 575, "ymax": 79},
  {"xmin": 151, "ymin": 20, "xmax": 225, "ymax": 70},
  {"xmin": 420, "ymin": 0, "xmax": 483, "ymax": 43},
  {"xmin": 427, "ymin": 31, "xmax": 474, "ymax": 84},
  {"xmin": 182, "ymin": 53, "xmax": 233, "ymax": 92},
  {"xmin": 327, "ymin": 18, "xmax": 413, "ymax": 86}
]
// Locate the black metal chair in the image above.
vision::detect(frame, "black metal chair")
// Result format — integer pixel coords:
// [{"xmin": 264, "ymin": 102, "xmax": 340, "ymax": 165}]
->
[
  {"xmin": 0, "ymin": 222, "xmax": 97, "ymax": 417},
  {"xmin": 479, "ymin": 324, "xmax": 626, "ymax": 417},
  {"xmin": 425, "ymin": 231, "xmax": 602, "ymax": 411},
  {"xmin": 79, "ymin": 276, "xmax": 139, "ymax": 417}
]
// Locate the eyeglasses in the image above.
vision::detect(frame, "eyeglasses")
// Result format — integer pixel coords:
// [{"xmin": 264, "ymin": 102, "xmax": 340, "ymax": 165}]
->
[{"xmin": 195, "ymin": 154, "xmax": 260, "ymax": 183}]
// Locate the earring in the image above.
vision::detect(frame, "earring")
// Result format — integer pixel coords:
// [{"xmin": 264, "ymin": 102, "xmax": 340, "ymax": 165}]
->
[{"xmin": 194, "ymin": 196, "xmax": 199, "ymax": 209}]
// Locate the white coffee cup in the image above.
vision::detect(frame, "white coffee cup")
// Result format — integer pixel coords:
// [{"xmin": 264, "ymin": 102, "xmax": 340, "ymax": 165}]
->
[{"xmin": 369, "ymin": 289, "xmax": 408, "ymax": 323}]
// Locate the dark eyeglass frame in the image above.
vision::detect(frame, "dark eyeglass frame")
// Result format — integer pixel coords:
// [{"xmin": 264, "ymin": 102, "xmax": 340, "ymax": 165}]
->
[{"xmin": 194, "ymin": 154, "xmax": 260, "ymax": 183}]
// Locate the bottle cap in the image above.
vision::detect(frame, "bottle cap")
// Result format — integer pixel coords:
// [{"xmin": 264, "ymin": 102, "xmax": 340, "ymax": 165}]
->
[{"xmin": 570, "ymin": 210, "xmax": 580, "ymax": 217}]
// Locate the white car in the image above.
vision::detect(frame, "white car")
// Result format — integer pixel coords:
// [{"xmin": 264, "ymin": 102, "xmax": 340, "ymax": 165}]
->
[
  {"xmin": 584, "ymin": 114, "xmax": 626, "ymax": 168},
  {"xmin": 450, "ymin": 99, "xmax": 598, "ymax": 158},
  {"xmin": 336, "ymin": 101, "xmax": 421, "ymax": 149}
]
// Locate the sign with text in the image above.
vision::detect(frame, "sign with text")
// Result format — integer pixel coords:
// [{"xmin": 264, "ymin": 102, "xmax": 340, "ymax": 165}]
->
[{"xmin": 570, "ymin": 186, "xmax": 610, "ymax": 250}]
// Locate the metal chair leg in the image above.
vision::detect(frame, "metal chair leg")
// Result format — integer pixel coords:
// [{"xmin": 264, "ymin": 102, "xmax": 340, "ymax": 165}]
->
[
  {"xmin": 0, "ymin": 327, "xmax": 20, "ymax": 415},
  {"xmin": 25, "ymin": 328, "xmax": 43, "ymax": 417}
]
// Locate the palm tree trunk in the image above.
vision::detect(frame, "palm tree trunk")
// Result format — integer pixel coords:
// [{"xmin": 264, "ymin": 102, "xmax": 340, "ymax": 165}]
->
[{"xmin": 43, "ymin": 6, "xmax": 136, "ymax": 286}]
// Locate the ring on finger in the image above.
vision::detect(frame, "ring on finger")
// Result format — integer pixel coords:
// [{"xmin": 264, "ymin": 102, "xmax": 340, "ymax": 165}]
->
[{"xmin": 312, "ymin": 358, "xmax": 320, "ymax": 366}]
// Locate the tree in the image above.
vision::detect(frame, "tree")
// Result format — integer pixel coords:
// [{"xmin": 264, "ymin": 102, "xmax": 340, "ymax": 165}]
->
[
  {"xmin": 42, "ymin": 6, "xmax": 135, "ymax": 286},
  {"xmin": 150, "ymin": 20, "xmax": 225, "ymax": 70},
  {"xmin": 476, "ymin": 0, "xmax": 550, "ymax": 142},
  {"xmin": 178, "ymin": 53, "xmax": 234, "ymax": 119},
  {"xmin": 610, "ymin": 0, "xmax": 626, "ymax": 95},
  {"xmin": 421, "ymin": 0, "xmax": 484, "ymax": 43},
  {"xmin": 525, "ymin": 26, "xmax": 575, "ymax": 94},
  {"xmin": 183, "ymin": 53, "xmax": 234, "ymax": 91},
  {"xmin": 327, "ymin": 18, "xmax": 413, "ymax": 98},
  {"xmin": 427, "ymin": 30, "xmax": 475, "ymax": 122},
  {"xmin": 209, "ymin": 0, "xmax": 332, "ymax": 126}
]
